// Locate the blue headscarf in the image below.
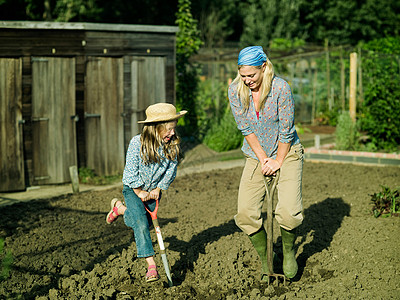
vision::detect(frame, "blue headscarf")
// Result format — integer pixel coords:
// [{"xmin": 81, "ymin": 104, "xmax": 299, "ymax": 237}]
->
[{"xmin": 237, "ymin": 46, "xmax": 267, "ymax": 66}]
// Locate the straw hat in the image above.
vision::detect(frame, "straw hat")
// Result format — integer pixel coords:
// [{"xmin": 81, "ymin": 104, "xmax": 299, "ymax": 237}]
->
[{"xmin": 138, "ymin": 103, "xmax": 187, "ymax": 124}]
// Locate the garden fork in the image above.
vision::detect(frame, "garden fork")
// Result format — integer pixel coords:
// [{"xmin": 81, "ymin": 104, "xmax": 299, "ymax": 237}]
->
[{"xmin": 263, "ymin": 170, "xmax": 286, "ymax": 285}]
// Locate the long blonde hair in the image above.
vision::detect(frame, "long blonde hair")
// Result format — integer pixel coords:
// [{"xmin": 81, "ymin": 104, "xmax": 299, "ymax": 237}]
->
[
  {"xmin": 232, "ymin": 58, "xmax": 275, "ymax": 112},
  {"xmin": 140, "ymin": 122, "xmax": 181, "ymax": 164}
]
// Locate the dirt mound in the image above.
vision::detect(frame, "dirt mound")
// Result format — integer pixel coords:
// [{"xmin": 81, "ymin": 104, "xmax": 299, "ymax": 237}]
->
[{"xmin": 1, "ymin": 162, "xmax": 399, "ymax": 299}]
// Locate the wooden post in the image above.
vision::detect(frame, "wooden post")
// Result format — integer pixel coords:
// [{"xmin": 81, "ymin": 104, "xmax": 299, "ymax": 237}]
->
[
  {"xmin": 340, "ymin": 46, "xmax": 345, "ymax": 111},
  {"xmin": 349, "ymin": 52, "xmax": 357, "ymax": 123},
  {"xmin": 325, "ymin": 39, "xmax": 331, "ymax": 110},
  {"xmin": 357, "ymin": 47, "xmax": 363, "ymax": 105},
  {"xmin": 69, "ymin": 165, "xmax": 80, "ymax": 193},
  {"xmin": 311, "ymin": 60, "xmax": 317, "ymax": 125},
  {"xmin": 307, "ymin": 59, "xmax": 313, "ymax": 123}
]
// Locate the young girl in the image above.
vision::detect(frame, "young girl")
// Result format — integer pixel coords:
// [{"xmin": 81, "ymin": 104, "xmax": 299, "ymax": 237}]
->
[{"xmin": 106, "ymin": 102, "xmax": 187, "ymax": 283}]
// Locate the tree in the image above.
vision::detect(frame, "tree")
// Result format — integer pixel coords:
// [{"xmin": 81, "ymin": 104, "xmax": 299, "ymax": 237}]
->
[
  {"xmin": 240, "ymin": 0, "xmax": 302, "ymax": 48},
  {"xmin": 299, "ymin": 0, "xmax": 400, "ymax": 45},
  {"xmin": 53, "ymin": 0, "xmax": 102, "ymax": 22}
]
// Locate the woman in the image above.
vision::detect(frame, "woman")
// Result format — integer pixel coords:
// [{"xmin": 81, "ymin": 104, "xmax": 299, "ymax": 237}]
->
[{"xmin": 228, "ymin": 46, "xmax": 304, "ymax": 280}]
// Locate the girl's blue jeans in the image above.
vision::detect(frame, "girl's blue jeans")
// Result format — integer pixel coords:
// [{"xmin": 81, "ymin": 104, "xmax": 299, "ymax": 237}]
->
[{"xmin": 122, "ymin": 185, "xmax": 157, "ymax": 258}]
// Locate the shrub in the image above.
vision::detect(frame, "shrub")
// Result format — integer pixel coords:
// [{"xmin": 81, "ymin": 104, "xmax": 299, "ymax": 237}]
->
[
  {"xmin": 360, "ymin": 37, "xmax": 400, "ymax": 152},
  {"xmin": 335, "ymin": 112, "xmax": 359, "ymax": 150},
  {"xmin": 203, "ymin": 109, "xmax": 243, "ymax": 152}
]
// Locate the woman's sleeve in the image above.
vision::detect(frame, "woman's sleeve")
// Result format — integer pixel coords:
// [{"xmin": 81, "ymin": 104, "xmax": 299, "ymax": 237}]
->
[
  {"xmin": 228, "ymin": 84, "xmax": 253, "ymax": 136},
  {"xmin": 157, "ymin": 159, "xmax": 178, "ymax": 190},
  {"xmin": 277, "ymin": 81, "xmax": 296, "ymax": 143},
  {"xmin": 123, "ymin": 137, "xmax": 145, "ymax": 188}
]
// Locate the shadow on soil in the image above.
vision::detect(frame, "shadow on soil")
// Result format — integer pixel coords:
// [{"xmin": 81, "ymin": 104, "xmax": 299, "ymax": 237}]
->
[
  {"xmin": 165, "ymin": 219, "xmax": 240, "ymax": 285},
  {"xmin": 294, "ymin": 197, "xmax": 351, "ymax": 281}
]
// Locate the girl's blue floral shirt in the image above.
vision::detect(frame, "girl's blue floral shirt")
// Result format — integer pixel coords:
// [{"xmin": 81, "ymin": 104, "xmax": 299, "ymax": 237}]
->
[
  {"xmin": 122, "ymin": 135, "xmax": 178, "ymax": 191},
  {"xmin": 228, "ymin": 76, "xmax": 300, "ymax": 160}
]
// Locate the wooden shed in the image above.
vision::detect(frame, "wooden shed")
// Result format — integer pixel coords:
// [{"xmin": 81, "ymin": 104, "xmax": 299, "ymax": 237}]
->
[{"xmin": 0, "ymin": 21, "xmax": 179, "ymax": 192}]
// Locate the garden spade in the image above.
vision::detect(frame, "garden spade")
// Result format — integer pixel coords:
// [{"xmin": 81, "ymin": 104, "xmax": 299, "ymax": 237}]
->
[
  {"xmin": 263, "ymin": 170, "xmax": 286, "ymax": 285},
  {"xmin": 144, "ymin": 199, "xmax": 173, "ymax": 287}
]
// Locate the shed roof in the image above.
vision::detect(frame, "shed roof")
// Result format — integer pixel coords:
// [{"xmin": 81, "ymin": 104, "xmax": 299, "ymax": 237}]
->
[{"xmin": 0, "ymin": 21, "xmax": 179, "ymax": 33}]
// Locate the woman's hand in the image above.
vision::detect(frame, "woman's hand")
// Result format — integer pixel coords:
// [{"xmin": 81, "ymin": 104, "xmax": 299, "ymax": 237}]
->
[
  {"xmin": 262, "ymin": 158, "xmax": 281, "ymax": 176},
  {"xmin": 149, "ymin": 187, "xmax": 161, "ymax": 200}
]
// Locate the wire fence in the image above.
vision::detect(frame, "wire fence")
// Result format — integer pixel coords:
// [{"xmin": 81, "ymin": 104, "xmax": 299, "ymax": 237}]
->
[{"xmin": 191, "ymin": 44, "xmax": 394, "ymax": 125}]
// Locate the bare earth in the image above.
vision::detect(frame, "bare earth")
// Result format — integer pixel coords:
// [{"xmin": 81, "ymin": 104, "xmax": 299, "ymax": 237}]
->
[{"xmin": 1, "ymin": 161, "xmax": 399, "ymax": 299}]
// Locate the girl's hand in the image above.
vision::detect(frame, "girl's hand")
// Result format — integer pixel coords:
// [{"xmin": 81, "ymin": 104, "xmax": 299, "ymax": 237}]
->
[
  {"xmin": 262, "ymin": 158, "xmax": 280, "ymax": 176},
  {"xmin": 137, "ymin": 190, "xmax": 151, "ymax": 202},
  {"xmin": 149, "ymin": 187, "xmax": 161, "ymax": 200}
]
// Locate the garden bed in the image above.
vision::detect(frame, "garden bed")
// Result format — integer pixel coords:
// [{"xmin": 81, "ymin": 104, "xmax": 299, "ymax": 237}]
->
[{"xmin": 1, "ymin": 162, "xmax": 399, "ymax": 299}]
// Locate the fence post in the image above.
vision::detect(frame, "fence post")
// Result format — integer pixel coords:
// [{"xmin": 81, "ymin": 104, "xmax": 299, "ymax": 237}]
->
[
  {"xmin": 69, "ymin": 165, "xmax": 80, "ymax": 193},
  {"xmin": 325, "ymin": 39, "xmax": 331, "ymax": 110},
  {"xmin": 357, "ymin": 47, "xmax": 363, "ymax": 105},
  {"xmin": 311, "ymin": 60, "xmax": 317, "ymax": 125},
  {"xmin": 349, "ymin": 52, "xmax": 357, "ymax": 123},
  {"xmin": 340, "ymin": 46, "xmax": 345, "ymax": 111}
]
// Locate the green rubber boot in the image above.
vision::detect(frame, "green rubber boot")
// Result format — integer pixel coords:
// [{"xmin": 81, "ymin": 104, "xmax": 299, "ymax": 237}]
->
[
  {"xmin": 248, "ymin": 228, "xmax": 279, "ymax": 280},
  {"xmin": 280, "ymin": 227, "xmax": 298, "ymax": 279}
]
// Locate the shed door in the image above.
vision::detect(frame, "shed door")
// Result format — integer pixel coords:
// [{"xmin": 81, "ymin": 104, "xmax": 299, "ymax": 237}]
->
[
  {"xmin": 0, "ymin": 58, "xmax": 25, "ymax": 192},
  {"xmin": 129, "ymin": 56, "xmax": 166, "ymax": 138},
  {"xmin": 31, "ymin": 57, "xmax": 77, "ymax": 184},
  {"xmin": 85, "ymin": 57, "xmax": 124, "ymax": 176}
]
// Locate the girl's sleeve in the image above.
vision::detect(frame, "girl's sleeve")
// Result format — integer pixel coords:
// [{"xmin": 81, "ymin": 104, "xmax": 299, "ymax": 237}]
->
[
  {"xmin": 277, "ymin": 81, "xmax": 296, "ymax": 143},
  {"xmin": 228, "ymin": 84, "xmax": 253, "ymax": 136},
  {"xmin": 157, "ymin": 159, "xmax": 178, "ymax": 190},
  {"xmin": 123, "ymin": 136, "xmax": 145, "ymax": 188}
]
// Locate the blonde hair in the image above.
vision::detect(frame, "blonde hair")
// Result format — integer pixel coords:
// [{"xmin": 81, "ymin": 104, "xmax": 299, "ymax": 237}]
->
[
  {"xmin": 232, "ymin": 58, "xmax": 275, "ymax": 112},
  {"xmin": 140, "ymin": 122, "xmax": 181, "ymax": 164}
]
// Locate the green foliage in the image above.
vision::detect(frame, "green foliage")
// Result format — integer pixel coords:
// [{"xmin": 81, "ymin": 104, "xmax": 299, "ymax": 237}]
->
[
  {"xmin": 1, "ymin": 0, "xmax": 399, "ymax": 47},
  {"xmin": 203, "ymin": 109, "xmax": 243, "ymax": 152},
  {"xmin": 78, "ymin": 167, "xmax": 121, "ymax": 185},
  {"xmin": 299, "ymin": 0, "xmax": 400, "ymax": 45},
  {"xmin": 198, "ymin": 0, "xmax": 236, "ymax": 48},
  {"xmin": 0, "ymin": 238, "xmax": 13, "ymax": 281},
  {"xmin": 359, "ymin": 37, "xmax": 400, "ymax": 152},
  {"xmin": 175, "ymin": 0, "xmax": 203, "ymax": 136},
  {"xmin": 240, "ymin": 0, "xmax": 302, "ymax": 48},
  {"xmin": 335, "ymin": 112, "xmax": 358, "ymax": 151},
  {"xmin": 54, "ymin": 0, "xmax": 103, "ymax": 22},
  {"xmin": 370, "ymin": 186, "xmax": 400, "ymax": 218},
  {"xmin": 194, "ymin": 78, "xmax": 227, "ymax": 138},
  {"xmin": 295, "ymin": 123, "xmax": 311, "ymax": 135},
  {"xmin": 176, "ymin": 0, "xmax": 203, "ymax": 60},
  {"xmin": 269, "ymin": 38, "xmax": 305, "ymax": 51}
]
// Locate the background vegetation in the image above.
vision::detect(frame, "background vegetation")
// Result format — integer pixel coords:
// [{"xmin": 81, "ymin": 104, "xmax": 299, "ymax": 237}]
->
[{"xmin": 1, "ymin": 0, "xmax": 399, "ymax": 152}]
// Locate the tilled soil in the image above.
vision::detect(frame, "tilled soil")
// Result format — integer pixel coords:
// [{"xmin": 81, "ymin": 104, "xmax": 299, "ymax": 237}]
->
[{"xmin": 1, "ymin": 162, "xmax": 399, "ymax": 299}]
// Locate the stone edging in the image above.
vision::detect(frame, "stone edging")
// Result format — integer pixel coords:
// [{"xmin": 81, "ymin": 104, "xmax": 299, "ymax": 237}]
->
[{"xmin": 305, "ymin": 145, "xmax": 400, "ymax": 166}]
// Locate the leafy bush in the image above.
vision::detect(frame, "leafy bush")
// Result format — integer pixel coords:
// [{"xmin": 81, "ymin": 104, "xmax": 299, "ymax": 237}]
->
[
  {"xmin": 194, "ymin": 79, "xmax": 228, "ymax": 139},
  {"xmin": 0, "ymin": 239, "xmax": 13, "ymax": 281},
  {"xmin": 335, "ymin": 112, "xmax": 359, "ymax": 150},
  {"xmin": 359, "ymin": 37, "xmax": 400, "ymax": 152},
  {"xmin": 370, "ymin": 186, "xmax": 400, "ymax": 218},
  {"xmin": 203, "ymin": 109, "xmax": 243, "ymax": 152}
]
